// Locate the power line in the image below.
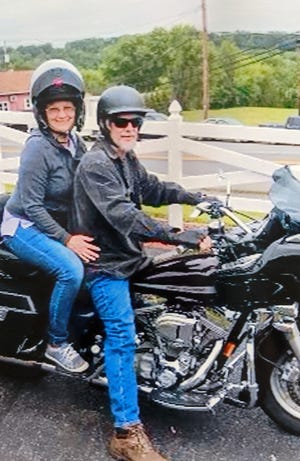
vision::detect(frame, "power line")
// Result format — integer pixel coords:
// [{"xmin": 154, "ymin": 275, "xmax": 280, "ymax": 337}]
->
[
  {"xmin": 201, "ymin": 0, "xmax": 209, "ymax": 118},
  {"xmin": 110, "ymin": 31, "xmax": 297, "ymax": 89},
  {"xmin": 120, "ymin": 48, "xmax": 288, "ymax": 99},
  {"xmin": 133, "ymin": 39, "xmax": 292, "ymax": 94},
  {"xmin": 140, "ymin": 44, "xmax": 292, "ymax": 101},
  {"xmin": 210, "ymin": 46, "xmax": 292, "ymax": 76},
  {"xmin": 210, "ymin": 38, "xmax": 296, "ymax": 73}
]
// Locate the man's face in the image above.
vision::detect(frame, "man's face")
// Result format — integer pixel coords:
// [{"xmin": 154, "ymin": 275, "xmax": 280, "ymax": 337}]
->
[{"xmin": 107, "ymin": 113, "xmax": 143, "ymax": 152}]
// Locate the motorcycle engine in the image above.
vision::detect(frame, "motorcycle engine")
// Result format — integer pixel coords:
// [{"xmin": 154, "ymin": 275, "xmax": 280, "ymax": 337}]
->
[
  {"xmin": 154, "ymin": 311, "xmax": 227, "ymax": 358},
  {"xmin": 135, "ymin": 310, "xmax": 228, "ymax": 389},
  {"xmin": 155, "ymin": 312, "xmax": 201, "ymax": 358}
]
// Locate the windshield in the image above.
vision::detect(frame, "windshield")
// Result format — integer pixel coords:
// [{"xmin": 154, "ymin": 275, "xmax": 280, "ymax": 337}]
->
[{"xmin": 269, "ymin": 165, "xmax": 300, "ymax": 223}]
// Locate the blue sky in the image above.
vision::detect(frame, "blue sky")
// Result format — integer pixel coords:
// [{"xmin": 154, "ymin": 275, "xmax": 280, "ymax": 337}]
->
[{"xmin": 1, "ymin": 0, "xmax": 300, "ymax": 47}]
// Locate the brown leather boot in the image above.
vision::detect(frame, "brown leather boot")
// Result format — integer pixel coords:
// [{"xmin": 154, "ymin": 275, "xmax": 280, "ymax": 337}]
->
[{"xmin": 108, "ymin": 423, "xmax": 169, "ymax": 461}]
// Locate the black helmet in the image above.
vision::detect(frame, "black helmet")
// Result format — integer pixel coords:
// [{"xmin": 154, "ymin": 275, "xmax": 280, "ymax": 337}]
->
[
  {"xmin": 30, "ymin": 59, "xmax": 85, "ymax": 131},
  {"xmin": 97, "ymin": 85, "xmax": 148, "ymax": 127}
]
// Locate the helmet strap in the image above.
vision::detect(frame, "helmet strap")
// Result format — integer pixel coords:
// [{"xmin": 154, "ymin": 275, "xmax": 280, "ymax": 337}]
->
[{"xmin": 50, "ymin": 129, "xmax": 71, "ymax": 145}]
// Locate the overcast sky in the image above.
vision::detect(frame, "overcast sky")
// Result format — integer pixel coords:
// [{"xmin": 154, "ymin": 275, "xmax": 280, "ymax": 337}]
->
[{"xmin": 1, "ymin": 0, "xmax": 300, "ymax": 47}]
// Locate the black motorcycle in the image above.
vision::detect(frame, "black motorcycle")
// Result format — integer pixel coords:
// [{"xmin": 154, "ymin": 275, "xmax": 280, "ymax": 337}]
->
[{"xmin": 1, "ymin": 165, "xmax": 300, "ymax": 436}]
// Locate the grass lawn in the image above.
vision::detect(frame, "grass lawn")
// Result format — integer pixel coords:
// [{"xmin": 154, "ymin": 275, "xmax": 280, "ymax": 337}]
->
[
  {"xmin": 143, "ymin": 204, "xmax": 264, "ymax": 225},
  {"xmin": 182, "ymin": 106, "xmax": 299, "ymax": 126}
]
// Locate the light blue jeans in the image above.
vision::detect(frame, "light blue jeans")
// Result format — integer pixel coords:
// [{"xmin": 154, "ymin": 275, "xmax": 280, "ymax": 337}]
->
[
  {"xmin": 4, "ymin": 224, "xmax": 84, "ymax": 345},
  {"xmin": 86, "ymin": 274, "xmax": 140, "ymax": 428}
]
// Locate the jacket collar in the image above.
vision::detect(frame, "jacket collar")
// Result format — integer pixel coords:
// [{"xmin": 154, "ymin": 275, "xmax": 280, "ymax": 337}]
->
[{"xmin": 29, "ymin": 128, "xmax": 86, "ymax": 158}]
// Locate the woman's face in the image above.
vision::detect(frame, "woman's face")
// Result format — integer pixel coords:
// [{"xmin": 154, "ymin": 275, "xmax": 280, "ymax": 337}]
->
[{"xmin": 45, "ymin": 100, "xmax": 76, "ymax": 133}]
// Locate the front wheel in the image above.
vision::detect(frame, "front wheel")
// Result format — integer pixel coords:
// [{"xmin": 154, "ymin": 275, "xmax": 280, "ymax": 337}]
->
[{"xmin": 260, "ymin": 349, "xmax": 300, "ymax": 434}]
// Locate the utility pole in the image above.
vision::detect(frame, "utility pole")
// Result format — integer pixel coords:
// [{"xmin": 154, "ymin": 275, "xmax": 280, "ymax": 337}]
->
[
  {"xmin": 201, "ymin": 0, "xmax": 209, "ymax": 119},
  {"xmin": 2, "ymin": 42, "xmax": 10, "ymax": 70},
  {"xmin": 296, "ymin": 33, "xmax": 300, "ymax": 115}
]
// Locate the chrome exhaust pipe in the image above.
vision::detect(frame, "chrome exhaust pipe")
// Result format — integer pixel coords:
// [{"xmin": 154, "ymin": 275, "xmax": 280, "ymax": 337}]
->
[
  {"xmin": 0, "ymin": 354, "xmax": 55, "ymax": 372},
  {"xmin": 179, "ymin": 339, "xmax": 223, "ymax": 391}
]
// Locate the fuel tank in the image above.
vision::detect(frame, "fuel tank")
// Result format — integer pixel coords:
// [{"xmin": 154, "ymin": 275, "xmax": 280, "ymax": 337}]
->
[{"xmin": 132, "ymin": 253, "xmax": 219, "ymax": 306}]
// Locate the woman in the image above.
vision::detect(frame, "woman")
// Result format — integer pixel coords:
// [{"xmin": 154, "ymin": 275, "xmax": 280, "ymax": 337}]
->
[{"xmin": 0, "ymin": 59, "xmax": 100, "ymax": 373}]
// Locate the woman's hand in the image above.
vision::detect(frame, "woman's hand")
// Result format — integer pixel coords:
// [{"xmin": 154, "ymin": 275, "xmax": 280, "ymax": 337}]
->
[{"xmin": 66, "ymin": 235, "xmax": 100, "ymax": 263}]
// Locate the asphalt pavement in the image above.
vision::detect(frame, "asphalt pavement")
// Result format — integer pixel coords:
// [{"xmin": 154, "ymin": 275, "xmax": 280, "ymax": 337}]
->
[{"xmin": 0, "ymin": 371, "xmax": 299, "ymax": 461}]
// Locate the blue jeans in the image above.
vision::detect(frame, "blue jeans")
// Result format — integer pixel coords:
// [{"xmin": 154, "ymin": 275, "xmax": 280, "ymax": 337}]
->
[
  {"xmin": 86, "ymin": 274, "xmax": 140, "ymax": 428},
  {"xmin": 4, "ymin": 224, "xmax": 84, "ymax": 345}
]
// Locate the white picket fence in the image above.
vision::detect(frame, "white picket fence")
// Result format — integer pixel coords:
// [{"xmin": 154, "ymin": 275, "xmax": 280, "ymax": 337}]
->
[{"xmin": 1, "ymin": 99, "xmax": 300, "ymax": 228}]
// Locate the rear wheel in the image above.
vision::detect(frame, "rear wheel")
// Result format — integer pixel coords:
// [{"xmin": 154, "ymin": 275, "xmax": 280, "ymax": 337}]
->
[{"xmin": 260, "ymin": 349, "xmax": 300, "ymax": 434}]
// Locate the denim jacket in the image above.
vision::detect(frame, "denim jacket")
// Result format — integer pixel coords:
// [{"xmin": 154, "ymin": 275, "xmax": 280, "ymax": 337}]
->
[
  {"xmin": 72, "ymin": 138, "xmax": 202, "ymax": 278},
  {"xmin": 5, "ymin": 128, "xmax": 86, "ymax": 243}
]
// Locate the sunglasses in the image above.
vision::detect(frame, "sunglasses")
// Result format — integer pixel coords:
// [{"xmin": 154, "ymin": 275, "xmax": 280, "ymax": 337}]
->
[{"xmin": 110, "ymin": 116, "xmax": 144, "ymax": 129}]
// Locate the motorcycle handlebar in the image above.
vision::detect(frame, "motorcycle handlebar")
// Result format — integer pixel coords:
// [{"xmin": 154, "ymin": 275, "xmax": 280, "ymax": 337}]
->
[
  {"xmin": 220, "ymin": 207, "xmax": 253, "ymax": 235},
  {"xmin": 152, "ymin": 202, "xmax": 256, "ymax": 265},
  {"xmin": 191, "ymin": 202, "xmax": 254, "ymax": 236}
]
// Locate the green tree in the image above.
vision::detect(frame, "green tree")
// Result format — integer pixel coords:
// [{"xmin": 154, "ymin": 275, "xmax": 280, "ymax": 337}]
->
[
  {"xmin": 4, "ymin": 30, "xmax": 300, "ymax": 111},
  {"xmin": 210, "ymin": 39, "xmax": 241, "ymax": 108},
  {"xmin": 65, "ymin": 38, "xmax": 116, "ymax": 68},
  {"xmin": 234, "ymin": 51, "xmax": 298, "ymax": 108},
  {"xmin": 100, "ymin": 28, "xmax": 170, "ymax": 92},
  {"xmin": 81, "ymin": 68, "xmax": 107, "ymax": 95},
  {"xmin": 145, "ymin": 77, "xmax": 172, "ymax": 113},
  {"xmin": 164, "ymin": 25, "xmax": 201, "ymax": 110}
]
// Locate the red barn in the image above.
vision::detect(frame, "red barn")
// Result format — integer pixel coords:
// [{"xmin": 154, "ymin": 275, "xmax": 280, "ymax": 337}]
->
[{"xmin": 0, "ymin": 70, "xmax": 33, "ymax": 111}]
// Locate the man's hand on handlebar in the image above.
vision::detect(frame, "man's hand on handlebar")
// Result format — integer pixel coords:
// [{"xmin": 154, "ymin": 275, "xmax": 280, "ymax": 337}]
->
[
  {"xmin": 191, "ymin": 196, "xmax": 224, "ymax": 218},
  {"xmin": 168, "ymin": 228, "xmax": 213, "ymax": 252},
  {"xmin": 200, "ymin": 195, "xmax": 223, "ymax": 206},
  {"xmin": 199, "ymin": 235, "xmax": 213, "ymax": 253},
  {"xmin": 193, "ymin": 192, "xmax": 223, "ymax": 208}
]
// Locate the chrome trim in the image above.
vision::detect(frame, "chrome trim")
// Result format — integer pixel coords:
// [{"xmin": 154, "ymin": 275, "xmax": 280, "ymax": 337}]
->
[{"xmin": 179, "ymin": 339, "xmax": 223, "ymax": 390}]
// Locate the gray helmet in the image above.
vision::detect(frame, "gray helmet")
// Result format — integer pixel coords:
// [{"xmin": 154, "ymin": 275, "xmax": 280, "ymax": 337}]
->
[
  {"xmin": 97, "ymin": 85, "xmax": 148, "ymax": 127},
  {"xmin": 30, "ymin": 59, "xmax": 85, "ymax": 131}
]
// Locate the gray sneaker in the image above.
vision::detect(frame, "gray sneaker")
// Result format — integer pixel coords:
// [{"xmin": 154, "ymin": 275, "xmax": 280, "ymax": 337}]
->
[{"xmin": 45, "ymin": 343, "xmax": 89, "ymax": 373}]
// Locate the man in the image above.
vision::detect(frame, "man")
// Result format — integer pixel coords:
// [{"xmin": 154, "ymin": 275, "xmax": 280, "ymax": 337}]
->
[{"xmin": 72, "ymin": 85, "xmax": 220, "ymax": 461}]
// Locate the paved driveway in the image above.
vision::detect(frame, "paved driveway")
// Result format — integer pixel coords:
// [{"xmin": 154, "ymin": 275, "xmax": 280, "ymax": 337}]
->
[{"xmin": 0, "ymin": 372, "xmax": 299, "ymax": 461}]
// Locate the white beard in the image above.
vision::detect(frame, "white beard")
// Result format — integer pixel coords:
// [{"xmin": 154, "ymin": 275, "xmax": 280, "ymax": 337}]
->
[{"xmin": 117, "ymin": 139, "xmax": 137, "ymax": 152}]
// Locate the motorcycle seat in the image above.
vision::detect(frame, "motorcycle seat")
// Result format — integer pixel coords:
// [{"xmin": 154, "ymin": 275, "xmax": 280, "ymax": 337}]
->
[
  {"xmin": 0, "ymin": 195, "xmax": 42, "ymax": 278},
  {"xmin": 0, "ymin": 240, "xmax": 40, "ymax": 278},
  {"xmin": 0, "ymin": 193, "xmax": 10, "ymax": 223}
]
